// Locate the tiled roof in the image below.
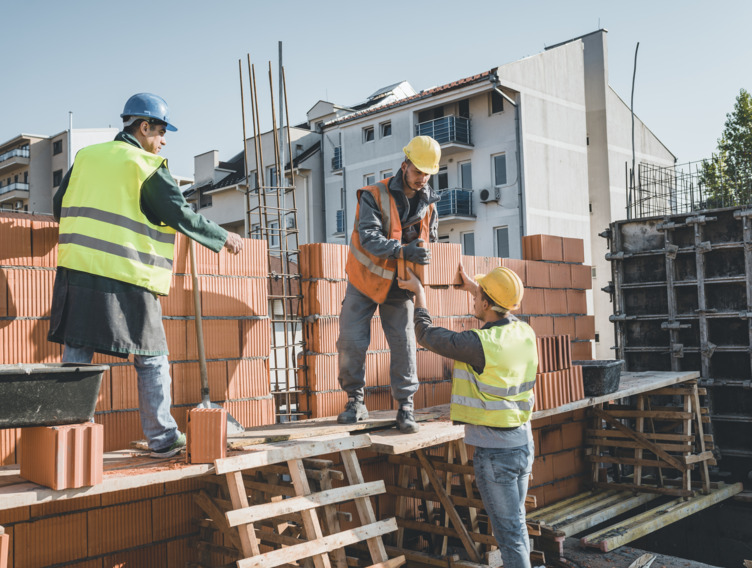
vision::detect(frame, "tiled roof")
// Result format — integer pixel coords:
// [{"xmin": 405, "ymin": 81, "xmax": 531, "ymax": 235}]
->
[{"xmin": 324, "ymin": 69, "xmax": 496, "ymax": 127}]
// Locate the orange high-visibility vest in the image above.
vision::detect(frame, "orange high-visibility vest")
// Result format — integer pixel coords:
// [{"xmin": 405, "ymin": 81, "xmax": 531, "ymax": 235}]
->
[{"xmin": 345, "ymin": 178, "xmax": 433, "ymax": 304}]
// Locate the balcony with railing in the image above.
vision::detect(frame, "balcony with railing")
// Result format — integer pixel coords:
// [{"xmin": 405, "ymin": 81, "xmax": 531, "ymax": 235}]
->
[
  {"xmin": 436, "ymin": 188, "xmax": 475, "ymax": 221},
  {"xmin": 331, "ymin": 146, "xmax": 343, "ymax": 173},
  {"xmin": 335, "ymin": 209, "xmax": 346, "ymax": 234},
  {"xmin": 0, "ymin": 182, "xmax": 30, "ymax": 204},
  {"xmin": 0, "ymin": 147, "xmax": 30, "ymax": 175},
  {"xmin": 415, "ymin": 116, "xmax": 472, "ymax": 154}
]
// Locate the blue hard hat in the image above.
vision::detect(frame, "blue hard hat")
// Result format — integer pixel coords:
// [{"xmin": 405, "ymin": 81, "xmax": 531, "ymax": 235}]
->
[{"xmin": 120, "ymin": 93, "xmax": 178, "ymax": 132}]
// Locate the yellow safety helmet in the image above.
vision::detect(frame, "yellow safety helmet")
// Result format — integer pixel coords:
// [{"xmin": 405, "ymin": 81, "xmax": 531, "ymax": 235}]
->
[
  {"xmin": 475, "ymin": 266, "xmax": 524, "ymax": 311},
  {"xmin": 403, "ymin": 136, "xmax": 441, "ymax": 175}
]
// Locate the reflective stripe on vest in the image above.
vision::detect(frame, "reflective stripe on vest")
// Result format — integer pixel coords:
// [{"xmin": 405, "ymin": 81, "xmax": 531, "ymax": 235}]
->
[
  {"xmin": 450, "ymin": 321, "xmax": 538, "ymax": 428},
  {"xmin": 58, "ymin": 141, "xmax": 176, "ymax": 295},
  {"xmin": 345, "ymin": 178, "xmax": 433, "ymax": 304}
]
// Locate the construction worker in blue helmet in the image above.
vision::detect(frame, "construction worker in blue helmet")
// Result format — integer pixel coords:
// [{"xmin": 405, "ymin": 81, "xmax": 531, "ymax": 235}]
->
[{"xmin": 49, "ymin": 93, "xmax": 243, "ymax": 458}]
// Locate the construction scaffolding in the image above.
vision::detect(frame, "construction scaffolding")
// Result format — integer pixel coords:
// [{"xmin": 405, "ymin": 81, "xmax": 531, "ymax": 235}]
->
[
  {"xmin": 239, "ymin": 53, "xmax": 305, "ymax": 422},
  {"xmin": 627, "ymin": 160, "xmax": 752, "ymax": 219}
]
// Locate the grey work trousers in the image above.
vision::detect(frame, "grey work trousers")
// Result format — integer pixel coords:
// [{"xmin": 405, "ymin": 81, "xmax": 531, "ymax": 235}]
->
[{"xmin": 337, "ymin": 282, "xmax": 418, "ymax": 406}]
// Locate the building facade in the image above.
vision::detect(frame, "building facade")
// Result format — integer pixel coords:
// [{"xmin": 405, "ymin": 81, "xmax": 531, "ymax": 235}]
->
[
  {"xmin": 0, "ymin": 129, "xmax": 119, "ymax": 214},
  {"xmin": 319, "ymin": 30, "xmax": 675, "ymax": 358}
]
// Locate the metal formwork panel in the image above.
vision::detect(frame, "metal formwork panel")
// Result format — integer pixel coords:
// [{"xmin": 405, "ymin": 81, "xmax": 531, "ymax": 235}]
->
[{"xmin": 606, "ymin": 206, "xmax": 752, "ymax": 478}]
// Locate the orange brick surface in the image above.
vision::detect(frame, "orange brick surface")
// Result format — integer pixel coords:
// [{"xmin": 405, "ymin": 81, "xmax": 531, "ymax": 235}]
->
[
  {"xmin": 20, "ymin": 423, "xmax": 103, "ymax": 490},
  {"xmin": 187, "ymin": 408, "xmax": 227, "ymax": 464}
]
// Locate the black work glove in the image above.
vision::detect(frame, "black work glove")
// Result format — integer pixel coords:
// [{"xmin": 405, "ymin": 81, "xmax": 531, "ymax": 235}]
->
[{"xmin": 401, "ymin": 239, "xmax": 431, "ymax": 265}]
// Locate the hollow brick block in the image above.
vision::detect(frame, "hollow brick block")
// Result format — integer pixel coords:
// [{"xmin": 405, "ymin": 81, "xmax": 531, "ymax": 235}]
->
[
  {"xmin": 562, "ymin": 237, "xmax": 585, "ymax": 263},
  {"xmin": 20, "ymin": 423, "xmax": 103, "ymax": 490},
  {"xmin": 522, "ymin": 234, "xmax": 563, "ymax": 262},
  {"xmin": 187, "ymin": 408, "xmax": 227, "ymax": 464}
]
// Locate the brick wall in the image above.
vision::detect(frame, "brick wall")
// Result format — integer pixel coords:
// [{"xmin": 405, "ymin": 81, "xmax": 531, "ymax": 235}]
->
[{"xmin": 0, "ymin": 214, "xmax": 275, "ymax": 462}]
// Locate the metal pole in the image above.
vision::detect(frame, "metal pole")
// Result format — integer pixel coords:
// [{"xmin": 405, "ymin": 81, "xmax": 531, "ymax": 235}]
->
[
  {"xmin": 239, "ymin": 59, "xmax": 251, "ymax": 239},
  {"xmin": 630, "ymin": 42, "xmax": 640, "ymax": 218}
]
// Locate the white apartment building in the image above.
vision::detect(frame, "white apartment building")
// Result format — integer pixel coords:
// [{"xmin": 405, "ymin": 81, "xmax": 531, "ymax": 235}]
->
[
  {"xmin": 184, "ymin": 127, "xmax": 323, "ymax": 243},
  {"xmin": 319, "ymin": 30, "xmax": 675, "ymax": 358},
  {"xmin": 0, "ymin": 128, "xmax": 118, "ymax": 214}
]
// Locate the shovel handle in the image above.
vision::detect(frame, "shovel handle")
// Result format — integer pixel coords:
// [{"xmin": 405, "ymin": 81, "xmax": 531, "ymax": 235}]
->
[{"xmin": 189, "ymin": 240, "xmax": 211, "ymax": 401}]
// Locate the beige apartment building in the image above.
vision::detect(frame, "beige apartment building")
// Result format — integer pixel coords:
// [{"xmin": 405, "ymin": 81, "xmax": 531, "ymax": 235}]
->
[{"xmin": 0, "ymin": 129, "xmax": 118, "ymax": 214}]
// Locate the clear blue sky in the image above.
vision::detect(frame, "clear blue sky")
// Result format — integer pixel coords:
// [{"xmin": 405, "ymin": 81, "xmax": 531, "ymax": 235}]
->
[{"xmin": 3, "ymin": 0, "xmax": 751, "ymax": 176}]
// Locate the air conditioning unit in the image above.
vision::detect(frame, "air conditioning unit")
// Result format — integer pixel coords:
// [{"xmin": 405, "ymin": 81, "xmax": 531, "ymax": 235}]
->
[{"xmin": 478, "ymin": 188, "xmax": 500, "ymax": 203}]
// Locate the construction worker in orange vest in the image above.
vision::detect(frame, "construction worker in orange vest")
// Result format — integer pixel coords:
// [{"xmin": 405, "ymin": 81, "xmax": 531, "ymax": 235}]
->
[{"xmin": 337, "ymin": 136, "xmax": 441, "ymax": 433}]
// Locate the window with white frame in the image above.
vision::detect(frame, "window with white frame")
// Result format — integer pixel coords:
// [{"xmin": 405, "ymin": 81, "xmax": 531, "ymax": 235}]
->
[
  {"xmin": 459, "ymin": 161, "xmax": 472, "ymax": 189},
  {"xmin": 267, "ymin": 166, "xmax": 278, "ymax": 188},
  {"xmin": 494, "ymin": 226, "xmax": 510, "ymax": 258},
  {"xmin": 380, "ymin": 170, "xmax": 392, "ymax": 179},
  {"xmin": 492, "ymin": 154, "xmax": 507, "ymax": 186},
  {"xmin": 364, "ymin": 174, "xmax": 376, "ymax": 186},
  {"xmin": 269, "ymin": 220, "xmax": 280, "ymax": 249},
  {"xmin": 433, "ymin": 165, "xmax": 448, "ymax": 191},
  {"xmin": 363, "ymin": 126, "xmax": 374, "ymax": 143},
  {"xmin": 380, "ymin": 121, "xmax": 392, "ymax": 138},
  {"xmin": 461, "ymin": 232, "xmax": 475, "ymax": 255}
]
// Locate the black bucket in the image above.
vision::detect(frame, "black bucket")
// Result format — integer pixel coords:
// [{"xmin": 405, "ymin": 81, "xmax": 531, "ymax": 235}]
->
[
  {"xmin": 573, "ymin": 360, "xmax": 624, "ymax": 397},
  {"xmin": 0, "ymin": 363, "xmax": 108, "ymax": 428}
]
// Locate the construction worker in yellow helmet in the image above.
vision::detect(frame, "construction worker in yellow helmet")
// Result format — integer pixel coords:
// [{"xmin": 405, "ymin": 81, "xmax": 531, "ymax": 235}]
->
[
  {"xmin": 337, "ymin": 136, "xmax": 441, "ymax": 433},
  {"xmin": 398, "ymin": 264, "xmax": 538, "ymax": 568}
]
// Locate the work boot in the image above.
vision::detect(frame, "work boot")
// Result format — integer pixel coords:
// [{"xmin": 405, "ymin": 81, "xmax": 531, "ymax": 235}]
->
[
  {"xmin": 397, "ymin": 406, "xmax": 419, "ymax": 434},
  {"xmin": 337, "ymin": 397, "xmax": 369, "ymax": 424}
]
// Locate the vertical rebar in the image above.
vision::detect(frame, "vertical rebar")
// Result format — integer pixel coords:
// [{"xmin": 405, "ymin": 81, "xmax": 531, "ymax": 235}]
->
[{"xmin": 239, "ymin": 59, "xmax": 251, "ymax": 239}]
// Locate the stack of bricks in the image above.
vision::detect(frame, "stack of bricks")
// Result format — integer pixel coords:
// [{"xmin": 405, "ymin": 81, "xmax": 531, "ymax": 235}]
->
[
  {"xmin": 299, "ymin": 242, "xmax": 475, "ymax": 417},
  {"xmin": 520, "ymin": 234, "xmax": 594, "ymax": 360},
  {"xmin": 533, "ymin": 335, "xmax": 585, "ymax": 410},
  {"xmin": 0, "ymin": 214, "xmax": 275, "ymax": 462}
]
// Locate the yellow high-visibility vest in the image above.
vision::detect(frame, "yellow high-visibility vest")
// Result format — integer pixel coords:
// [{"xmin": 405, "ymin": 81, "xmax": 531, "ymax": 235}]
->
[
  {"xmin": 450, "ymin": 322, "xmax": 538, "ymax": 428},
  {"xmin": 58, "ymin": 141, "xmax": 176, "ymax": 295}
]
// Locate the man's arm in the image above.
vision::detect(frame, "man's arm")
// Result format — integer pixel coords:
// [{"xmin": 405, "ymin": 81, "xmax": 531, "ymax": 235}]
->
[
  {"xmin": 357, "ymin": 191, "xmax": 403, "ymax": 259},
  {"xmin": 141, "ymin": 167, "xmax": 236, "ymax": 253},
  {"xmin": 398, "ymin": 268, "xmax": 485, "ymax": 369},
  {"xmin": 428, "ymin": 203, "xmax": 438, "ymax": 243}
]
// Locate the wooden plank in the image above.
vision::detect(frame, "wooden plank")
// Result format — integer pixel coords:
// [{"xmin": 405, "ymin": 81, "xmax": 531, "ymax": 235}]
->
[
  {"xmin": 581, "ymin": 482, "xmax": 743, "ymax": 551},
  {"xmin": 416, "ymin": 449, "xmax": 481, "ymax": 563},
  {"xmin": 586, "ymin": 454, "xmax": 686, "ymax": 469},
  {"xmin": 287, "ymin": 458, "xmax": 331, "ymax": 568},
  {"xmin": 586, "ymin": 429, "xmax": 697, "ymax": 443},
  {"xmin": 394, "ymin": 464, "xmax": 410, "ymax": 549},
  {"xmin": 592, "ymin": 481, "xmax": 692, "ymax": 497},
  {"xmin": 385, "ymin": 485, "xmax": 483, "ymax": 510},
  {"xmin": 593, "ymin": 408, "xmax": 687, "ymax": 472},
  {"xmin": 341, "ymin": 448, "xmax": 389, "ymax": 564},
  {"xmin": 543, "ymin": 492, "xmax": 657, "ymax": 536},
  {"xmin": 317, "ymin": 469, "xmax": 348, "ymax": 568},
  {"xmin": 226, "ymin": 471, "xmax": 261, "ymax": 557},
  {"xmin": 585, "ymin": 437, "xmax": 692, "ymax": 453},
  {"xmin": 353, "ymin": 542, "xmax": 456, "ymax": 568},
  {"xmin": 365, "ymin": 556, "xmax": 405, "ymax": 568},
  {"xmin": 396, "ymin": 518, "xmax": 498, "ymax": 546},
  {"xmin": 236, "ymin": 519, "xmax": 398, "ymax": 568},
  {"xmin": 527, "ymin": 490, "xmax": 623, "ymax": 522},
  {"xmin": 216, "ymin": 435, "xmax": 372, "ymax": 474},
  {"xmin": 369, "ymin": 421, "xmax": 466, "ymax": 455},
  {"xmin": 194, "ymin": 489, "xmax": 243, "ymax": 551},
  {"xmin": 226, "ymin": 481, "xmax": 385, "ymax": 527},
  {"xmin": 602, "ymin": 409, "xmax": 694, "ymax": 420},
  {"xmin": 691, "ymin": 383, "xmax": 711, "ymax": 493},
  {"xmin": 387, "ymin": 455, "xmax": 475, "ymax": 478}
]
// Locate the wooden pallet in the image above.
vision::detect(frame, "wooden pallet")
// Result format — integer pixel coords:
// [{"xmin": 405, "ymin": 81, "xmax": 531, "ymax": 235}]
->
[
  {"xmin": 385, "ymin": 439, "xmax": 540, "ymax": 568},
  {"xmin": 191, "ymin": 435, "xmax": 404, "ymax": 568},
  {"xmin": 587, "ymin": 380, "xmax": 715, "ymax": 496}
]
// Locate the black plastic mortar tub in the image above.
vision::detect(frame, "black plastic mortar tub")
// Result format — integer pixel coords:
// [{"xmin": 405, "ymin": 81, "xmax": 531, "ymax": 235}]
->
[
  {"xmin": 572, "ymin": 359, "xmax": 624, "ymax": 397},
  {"xmin": 0, "ymin": 363, "xmax": 108, "ymax": 428}
]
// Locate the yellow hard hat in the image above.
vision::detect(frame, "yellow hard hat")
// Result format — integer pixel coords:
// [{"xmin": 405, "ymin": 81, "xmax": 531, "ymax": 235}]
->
[
  {"xmin": 475, "ymin": 267, "xmax": 524, "ymax": 311},
  {"xmin": 403, "ymin": 136, "xmax": 441, "ymax": 175}
]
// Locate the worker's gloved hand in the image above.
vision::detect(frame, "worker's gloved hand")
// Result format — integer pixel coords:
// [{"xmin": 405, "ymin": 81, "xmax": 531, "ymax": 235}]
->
[{"xmin": 401, "ymin": 239, "xmax": 431, "ymax": 265}]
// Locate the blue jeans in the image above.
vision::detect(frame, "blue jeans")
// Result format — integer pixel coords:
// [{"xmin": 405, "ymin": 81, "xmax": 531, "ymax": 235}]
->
[
  {"xmin": 337, "ymin": 282, "xmax": 417, "ymax": 406},
  {"xmin": 473, "ymin": 441, "xmax": 534, "ymax": 568},
  {"xmin": 63, "ymin": 344, "xmax": 180, "ymax": 451}
]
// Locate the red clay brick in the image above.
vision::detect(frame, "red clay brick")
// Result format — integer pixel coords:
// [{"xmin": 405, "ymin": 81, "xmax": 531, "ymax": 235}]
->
[
  {"xmin": 539, "ymin": 425, "xmax": 563, "ymax": 455},
  {"xmin": 240, "ymin": 318, "xmax": 271, "ymax": 358},
  {"xmin": 500, "ymin": 258, "xmax": 527, "ymax": 286},
  {"xmin": 95, "ymin": 411, "xmax": 143, "ymax": 453},
  {"xmin": 565, "ymin": 290, "xmax": 587, "ymax": 314},
  {"xmin": 571, "ymin": 341, "xmax": 593, "ymax": 360},
  {"xmin": 15, "ymin": 512, "xmax": 88, "ymax": 568},
  {"xmin": 531, "ymin": 454, "xmax": 554, "ymax": 487},
  {"xmin": 159, "ymin": 274, "xmax": 193, "ymax": 317},
  {"xmin": 520, "ymin": 288, "xmax": 544, "ymax": 315},
  {"xmin": 0, "ymin": 215, "xmax": 33, "ymax": 266},
  {"xmin": 525, "ymin": 261, "xmax": 551, "ymax": 288},
  {"xmin": 88, "ymin": 500, "xmax": 153, "ymax": 557},
  {"xmin": 562, "ymin": 421, "xmax": 585, "ymax": 450},
  {"xmin": 570, "ymin": 264, "xmax": 592, "ymax": 289},
  {"xmin": 522, "ymin": 235, "xmax": 563, "ymax": 262},
  {"xmin": 574, "ymin": 315, "xmax": 595, "ymax": 340},
  {"xmin": 227, "ymin": 358, "xmax": 271, "ymax": 399},
  {"xmin": 111, "ymin": 364, "xmax": 138, "ymax": 410},
  {"xmin": 20, "ymin": 423, "xmax": 103, "ymax": 490},
  {"xmin": 553, "ymin": 316, "xmax": 576, "ymax": 338},
  {"xmin": 223, "ymin": 398, "xmax": 275, "ymax": 428},
  {"xmin": 187, "ymin": 408, "xmax": 227, "ymax": 464},
  {"xmin": 529, "ymin": 316, "xmax": 554, "ymax": 336},
  {"xmin": 544, "ymin": 289, "xmax": 567, "ymax": 314},
  {"xmin": 562, "ymin": 237, "xmax": 585, "ymax": 263},
  {"xmin": 172, "ymin": 361, "xmax": 228, "ymax": 405},
  {"xmin": 219, "ymin": 237, "xmax": 268, "ymax": 277},
  {"xmin": 187, "ymin": 319, "xmax": 241, "ymax": 359},
  {"xmin": 548, "ymin": 262, "xmax": 572, "ymax": 289}
]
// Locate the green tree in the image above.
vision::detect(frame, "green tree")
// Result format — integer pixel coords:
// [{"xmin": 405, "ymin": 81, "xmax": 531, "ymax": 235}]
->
[{"xmin": 700, "ymin": 89, "xmax": 752, "ymax": 207}]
